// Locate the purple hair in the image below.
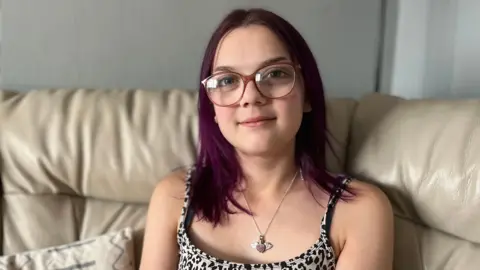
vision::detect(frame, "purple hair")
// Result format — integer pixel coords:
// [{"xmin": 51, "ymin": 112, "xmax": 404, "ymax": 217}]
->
[{"xmin": 190, "ymin": 8, "xmax": 348, "ymax": 225}]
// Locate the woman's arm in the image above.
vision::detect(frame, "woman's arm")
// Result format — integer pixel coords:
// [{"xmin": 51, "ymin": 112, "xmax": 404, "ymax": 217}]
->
[
  {"xmin": 139, "ymin": 170, "xmax": 187, "ymax": 270},
  {"xmin": 335, "ymin": 181, "xmax": 395, "ymax": 270}
]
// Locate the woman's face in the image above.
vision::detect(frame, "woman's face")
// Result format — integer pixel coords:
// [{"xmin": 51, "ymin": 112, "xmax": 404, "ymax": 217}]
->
[{"xmin": 210, "ymin": 25, "xmax": 310, "ymax": 157}]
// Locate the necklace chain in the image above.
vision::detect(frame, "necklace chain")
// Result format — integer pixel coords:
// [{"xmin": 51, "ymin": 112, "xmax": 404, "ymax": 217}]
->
[{"xmin": 242, "ymin": 169, "xmax": 301, "ymax": 239}]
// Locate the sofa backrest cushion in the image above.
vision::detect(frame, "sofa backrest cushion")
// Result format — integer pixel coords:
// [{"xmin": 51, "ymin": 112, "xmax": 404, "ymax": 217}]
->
[{"xmin": 0, "ymin": 88, "xmax": 356, "ymax": 264}]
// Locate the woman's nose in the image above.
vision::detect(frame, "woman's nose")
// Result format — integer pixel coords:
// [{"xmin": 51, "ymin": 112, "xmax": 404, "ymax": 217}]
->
[{"xmin": 239, "ymin": 80, "xmax": 267, "ymax": 107}]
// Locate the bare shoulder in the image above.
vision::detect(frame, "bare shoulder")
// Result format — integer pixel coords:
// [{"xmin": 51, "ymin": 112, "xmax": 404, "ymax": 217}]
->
[
  {"xmin": 149, "ymin": 167, "xmax": 189, "ymax": 214},
  {"xmin": 139, "ymin": 167, "xmax": 190, "ymax": 270},
  {"xmin": 337, "ymin": 179, "xmax": 394, "ymax": 231},
  {"xmin": 332, "ymin": 178, "xmax": 393, "ymax": 235},
  {"xmin": 334, "ymin": 179, "xmax": 394, "ymax": 269},
  {"xmin": 153, "ymin": 167, "xmax": 188, "ymax": 198},
  {"xmin": 326, "ymin": 172, "xmax": 392, "ymax": 217},
  {"xmin": 345, "ymin": 179, "xmax": 392, "ymax": 212}
]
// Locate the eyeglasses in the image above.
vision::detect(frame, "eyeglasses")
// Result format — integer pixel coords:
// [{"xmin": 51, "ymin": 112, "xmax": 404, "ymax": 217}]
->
[{"xmin": 201, "ymin": 62, "xmax": 300, "ymax": 107}]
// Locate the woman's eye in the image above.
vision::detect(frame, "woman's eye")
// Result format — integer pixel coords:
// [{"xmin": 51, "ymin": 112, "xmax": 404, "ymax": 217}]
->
[
  {"xmin": 267, "ymin": 70, "xmax": 286, "ymax": 78},
  {"xmin": 218, "ymin": 77, "xmax": 236, "ymax": 86}
]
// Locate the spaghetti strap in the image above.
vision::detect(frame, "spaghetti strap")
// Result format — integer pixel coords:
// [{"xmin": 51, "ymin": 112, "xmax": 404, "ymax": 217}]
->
[
  {"xmin": 324, "ymin": 175, "xmax": 352, "ymax": 235},
  {"xmin": 179, "ymin": 165, "xmax": 195, "ymax": 228}
]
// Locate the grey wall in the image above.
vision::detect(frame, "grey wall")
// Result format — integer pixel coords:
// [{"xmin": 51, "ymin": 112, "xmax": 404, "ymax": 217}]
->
[{"xmin": 1, "ymin": 0, "xmax": 382, "ymax": 99}]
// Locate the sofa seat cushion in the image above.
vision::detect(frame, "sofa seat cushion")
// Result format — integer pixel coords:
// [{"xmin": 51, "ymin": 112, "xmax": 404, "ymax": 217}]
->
[
  {"xmin": 0, "ymin": 227, "xmax": 135, "ymax": 269},
  {"xmin": 394, "ymin": 216, "xmax": 480, "ymax": 270}
]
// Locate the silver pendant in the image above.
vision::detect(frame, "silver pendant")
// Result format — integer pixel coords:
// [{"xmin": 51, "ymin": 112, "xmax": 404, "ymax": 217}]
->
[{"xmin": 250, "ymin": 235, "xmax": 273, "ymax": 253}]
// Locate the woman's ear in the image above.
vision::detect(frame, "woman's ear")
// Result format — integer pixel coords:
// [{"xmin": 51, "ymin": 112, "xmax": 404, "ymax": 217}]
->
[{"xmin": 303, "ymin": 100, "xmax": 312, "ymax": 112}]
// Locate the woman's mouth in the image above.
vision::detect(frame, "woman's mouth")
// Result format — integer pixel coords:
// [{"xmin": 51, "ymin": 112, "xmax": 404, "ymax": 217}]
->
[{"xmin": 238, "ymin": 116, "xmax": 276, "ymax": 127}]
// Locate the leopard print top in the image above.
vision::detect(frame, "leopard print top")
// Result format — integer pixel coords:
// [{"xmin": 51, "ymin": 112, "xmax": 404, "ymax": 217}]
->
[{"xmin": 177, "ymin": 168, "xmax": 352, "ymax": 270}]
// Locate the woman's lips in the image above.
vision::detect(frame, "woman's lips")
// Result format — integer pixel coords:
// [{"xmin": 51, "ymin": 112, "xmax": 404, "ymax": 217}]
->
[{"xmin": 238, "ymin": 116, "xmax": 276, "ymax": 127}]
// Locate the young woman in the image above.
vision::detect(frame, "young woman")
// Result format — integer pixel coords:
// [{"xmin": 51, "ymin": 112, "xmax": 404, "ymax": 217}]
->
[{"xmin": 140, "ymin": 8, "xmax": 394, "ymax": 270}]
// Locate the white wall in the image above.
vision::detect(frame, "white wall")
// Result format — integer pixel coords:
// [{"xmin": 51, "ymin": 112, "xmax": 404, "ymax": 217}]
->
[
  {"xmin": 381, "ymin": 0, "xmax": 480, "ymax": 99},
  {"xmin": 451, "ymin": 0, "xmax": 480, "ymax": 97},
  {"xmin": 0, "ymin": 0, "xmax": 382, "ymax": 99},
  {"xmin": 381, "ymin": 0, "xmax": 430, "ymax": 98}
]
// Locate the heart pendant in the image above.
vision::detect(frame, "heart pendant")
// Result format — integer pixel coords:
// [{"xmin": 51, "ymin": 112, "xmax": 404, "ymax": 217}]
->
[
  {"xmin": 250, "ymin": 235, "xmax": 273, "ymax": 253},
  {"xmin": 256, "ymin": 243, "xmax": 266, "ymax": 253}
]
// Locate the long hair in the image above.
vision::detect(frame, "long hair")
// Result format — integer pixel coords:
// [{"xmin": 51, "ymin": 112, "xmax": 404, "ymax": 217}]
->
[{"xmin": 190, "ymin": 8, "xmax": 348, "ymax": 226}]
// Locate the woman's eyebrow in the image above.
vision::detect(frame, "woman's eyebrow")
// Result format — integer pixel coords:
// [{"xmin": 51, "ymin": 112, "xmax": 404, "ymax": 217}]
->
[{"xmin": 213, "ymin": 56, "xmax": 289, "ymax": 73}]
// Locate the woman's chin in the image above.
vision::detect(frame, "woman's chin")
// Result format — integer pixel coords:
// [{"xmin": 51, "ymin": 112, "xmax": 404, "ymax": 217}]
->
[{"xmin": 235, "ymin": 143, "xmax": 284, "ymax": 157}]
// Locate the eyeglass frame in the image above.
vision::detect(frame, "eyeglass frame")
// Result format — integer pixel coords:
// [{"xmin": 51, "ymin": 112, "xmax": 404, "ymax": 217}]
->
[{"xmin": 201, "ymin": 61, "xmax": 302, "ymax": 107}]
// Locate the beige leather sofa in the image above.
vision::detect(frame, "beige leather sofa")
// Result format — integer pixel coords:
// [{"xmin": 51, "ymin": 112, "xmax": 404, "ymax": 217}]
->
[{"xmin": 0, "ymin": 88, "xmax": 478, "ymax": 269}]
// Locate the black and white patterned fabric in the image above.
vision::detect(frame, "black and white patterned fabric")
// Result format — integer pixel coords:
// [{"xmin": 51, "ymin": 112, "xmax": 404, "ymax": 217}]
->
[{"xmin": 177, "ymin": 168, "xmax": 352, "ymax": 270}]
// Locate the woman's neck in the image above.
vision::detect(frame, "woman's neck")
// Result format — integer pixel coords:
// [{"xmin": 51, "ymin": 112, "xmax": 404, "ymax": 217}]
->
[{"xmin": 237, "ymin": 144, "xmax": 298, "ymax": 200}]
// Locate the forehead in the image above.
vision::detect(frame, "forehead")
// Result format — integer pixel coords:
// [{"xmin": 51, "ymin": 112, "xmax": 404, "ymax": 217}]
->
[{"xmin": 213, "ymin": 25, "xmax": 291, "ymax": 72}]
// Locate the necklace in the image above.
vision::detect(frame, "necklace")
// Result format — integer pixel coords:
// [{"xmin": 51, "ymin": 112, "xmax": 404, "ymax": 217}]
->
[{"xmin": 242, "ymin": 169, "xmax": 301, "ymax": 253}]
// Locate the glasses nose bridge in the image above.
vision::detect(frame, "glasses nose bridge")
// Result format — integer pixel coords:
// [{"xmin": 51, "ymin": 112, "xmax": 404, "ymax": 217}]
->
[
  {"xmin": 239, "ymin": 72, "xmax": 265, "ymax": 104},
  {"xmin": 241, "ymin": 73, "xmax": 258, "ymax": 87}
]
